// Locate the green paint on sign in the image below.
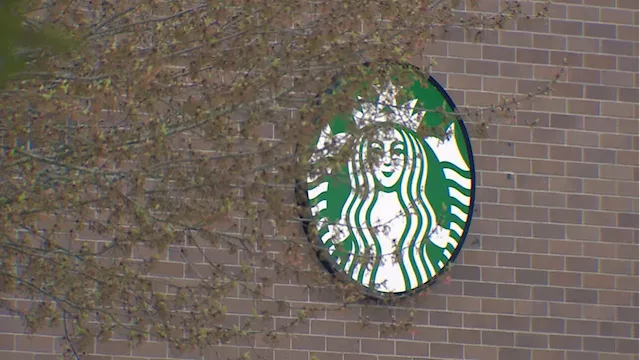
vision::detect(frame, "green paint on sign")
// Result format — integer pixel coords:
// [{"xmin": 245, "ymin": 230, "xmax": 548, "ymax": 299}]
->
[{"xmin": 299, "ymin": 63, "xmax": 475, "ymax": 298}]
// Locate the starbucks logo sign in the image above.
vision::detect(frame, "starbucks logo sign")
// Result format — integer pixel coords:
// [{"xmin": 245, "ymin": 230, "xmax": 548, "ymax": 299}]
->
[{"xmin": 298, "ymin": 64, "xmax": 475, "ymax": 298}]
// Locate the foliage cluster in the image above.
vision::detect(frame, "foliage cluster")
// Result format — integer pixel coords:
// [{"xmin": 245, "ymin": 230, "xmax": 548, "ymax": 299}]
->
[{"xmin": 0, "ymin": 0, "xmax": 555, "ymax": 358}]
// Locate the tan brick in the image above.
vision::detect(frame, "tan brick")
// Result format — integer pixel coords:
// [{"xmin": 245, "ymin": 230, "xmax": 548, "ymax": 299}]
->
[
  {"xmin": 15, "ymin": 336, "xmax": 53, "ymax": 353},
  {"xmin": 549, "ymin": 145, "xmax": 582, "ymax": 161},
  {"xmin": 1, "ymin": 353, "xmax": 34, "ymax": 360},
  {"xmin": 618, "ymin": 87, "xmax": 639, "ymax": 103},
  {"xmin": 481, "ymin": 264, "xmax": 515, "ymax": 282},
  {"xmin": 514, "ymin": 300, "xmax": 548, "ymax": 317},
  {"xmin": 601, "ymin": 101, "xmax": 637, "ymax": 118},
  {"xmin": 481, "ymin": 330, "xmax": 514, "ymax": 346},
  {"xmin": 517, "ymin": 49, "xmax": 550, "ymax": 65},
  {"xmin": 430, "ymin": 56, "xmax": 465, "ymax": 73},
  {"xmin": 584, "ymin": 22, "xmax": 617, "ymax": 38},
  {"xmin": 412, "ymin": 326, "xmax": 447, "ymax": 342},
  {"xmin": 483, "ymin": 77, "xmax": 517, "ymax": 93},
  {"xmin": 448, "ymin": 74, "xmax": 482, "ymax": 90},
  {"xmin": 532, "ymin": 349, "xmax": 565, "ymax": 360},
  {"xmin": 551, "ymin": 51, "xmax": 583, "ymax": 67},
  {"xmin": 345, "ymin": 322, "xmax": 377, "ymax": 338},
  {"xmin": 466, "ymin": 91, "xmax": 499, "ymax": 106},
  {"xmin": 549, "ymin": 271, "xmax": 581, "ymax": 287},
  {"xmin": 516, "ymin": 174, "xmax": 549, "ymax": 191},
  {"xmin": 600, "ymin": 292, "xmax": 633, "ymax": 313},
  {"xmin": 498, "ymin": 158, "xmax": 530, "ymax": 173},
  {"xmin": 568, "ymin": 36, "xmax": 600, "ymax": 53},
  {"xmin": 617, "ymin": 0, "xmax": 640, "ymax": 8},
  {"xmin": 327, "ymin": 337, "xmax": 360, "ymax": 353},
  {"xmin": 518, "ymin": 268, "xmax": 551, "ymax": 285},
  {"xmin": 464, "ymin": 281, "xmax": 498, "ymax": 298},
  {"xmin": 531, "ymin": 255, "xmax": 564, "ymax": 270},
  {"xmin": 497, "ymin": 284, "xmax": 531, "ymax": 300},
  {"xmin": 583, "ymin": 336, "xmax": 617, "ymax": 352},
  {"xmin": 277, "ymin": 350, "xmax": 311, "ymax": 360},
  {"xmin": 446, "ymin": 328, "xmax": 480, "ymax": 345},
  {"xmin": 499, "ymin": 347, "xmax": 531, "ymax": 360},
  {"xmin": 566, "ymin": 288, "xmax": 598, "ymax": 304},
  {"xmin": 482, "ymin": 45, "xmax": 516, "ymax": 62},
  {"xmin": 426, "ymin": 311, "xmax": 462, "ymax": 328},
  {"xmin": 516, "ymin": 18, "xmax": 550, "ymax": 34},
  {"xmin": 394, "ymin": 340, "xmax": 428, "ymax": 357},
  {"xmin": 131, "ymin": 341, "xmax": 167, "ymax": 357},
  {"xmin": 430, "ymin": 343, "xmax": 463, "ymax": 359},
  {"xmin": 0, "ymin": 335, "xmax": 13, "ymax": 351},
  {"xmin": 585, "ymin": 54, "xmax": 618, "ymax": 69},
  {"xmin": 292, "ymin": 335, "xmax": 325, "ymax": 351},
  {"xmin": 516, "ymin": 332, "xmax": 549, "ymax": 348},
  {"xmin": 567, "ymin": 130, "xmax": 599, "ymax": 147},
  {"xmin": 531, "ymin": 97, "xmax": 567, "ymax": 113},
  {"xmin": 618, "ymin": 25, "xmax": 639, "ymax": 42},
  {"xmin": 549, "ymin": 302, "xmax": 582, "ymax": 319},
  {"xmin": 618, "ymin": 55, "xmax": 639, "ymax": 72},
  {"xmin": 549, "ymin": 208, "xmax": 582, "ymax": 224},
  {"xmin": 481, "ymin": 298, "xmax": 514, "ymax": 314},
  {"xmin": 515, "ymin": 206, "xmax": 549, "ymax": 222},
  {"xmin": 532, "ymin": 286, "xmax": 564, "ymax": 302},
  {"xmin": 311, "ymin": 320, "xmax": 344, "ymax": 336},
  {"xmin": 95, "ymin": 340, "xmax": 131, "ymax": 356},
  {"xmin": 567, "ymin": 319, "xmax": 599, "ymax": 335},
  {"xmin": 501, "ymin": 63, "xmax": 534, "ymax": 78},
  {"xmin": 566, "ymin": 351, "xmax": 598, "ymax": 360},
  {"xmin": 449, "ymin": 265, "xmax": 481, "ymax": 282},
  {"xmin": 534, "ymin": 318, "xmax": 567, "ymax": 335},
  {"xmin": 448, "ymin": 42, "xmax": 482, "ymax": 59},
  {"xmin": 0, "ymin": 318, "xmax": 24, "ymax": 334},
  {"xmin": 602, "ymin": 39, "xmax": 635, "ymax": 56},
  {"xmin": 550, "ymin": 20, "xmax": 583, "ymax": 36},
  {"xmin": 482, "ymin": 140, "xmax": 515, "ymax": 156},
  {"xmin": 465, "ymin": 345, "xmax": 498, "ymax": 360},
  {"xmin": 500, "ymin": 32, "xmax": 533, "ymax": 47},
  {"xmin": 568, "ymin": 68, "xmax": 601, "ymax": 84},
  {"xmin": 499, "ymin": 220, "xmax": 534, "ymax": 237},
  {"xmin": 602, "ymin": 70, "xmax": 636, "ymax": 87},
  {"xmin": 568, "ymin": 99, "xmax": 600, "ymax": 115}
]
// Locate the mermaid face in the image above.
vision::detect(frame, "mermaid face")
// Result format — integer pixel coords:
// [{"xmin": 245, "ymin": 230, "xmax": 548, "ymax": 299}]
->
[{"xmin": 368, "ymin": 128, "xmax": 407, "ymax": 189}]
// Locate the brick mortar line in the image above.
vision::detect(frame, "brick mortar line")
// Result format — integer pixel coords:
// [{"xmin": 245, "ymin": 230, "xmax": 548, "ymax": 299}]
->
[
  {"xmin": 468, "ymin": 234, "xmax": 638, "ymax": 244},
  {"xmin": 440, "ymin": 36, "xmax": 640, "ymax": 49},
  {"xmin": 440, "ymin": 35, "xmax": 640, "ymax": 46},
  {"xmin": 479, "ymin": 182, "xmax": 639, "ymax": 193},
  {"xmin": 451, "ymin": 92, "xmax": 640, "ymax": 105},
  {"xmin": 478, "ymin": 214, "xmax": 637, "ymax": 219},
  {"xmin": 1, "ymin": 311, "xmax": 637, "ymax": 331},
  {"xmin": 444, "ymin": 10, "xmax": 640, "ymax": 26},
  {"xmin": 3, "ymin": 333, "xmax": 635, "ymax": 349},
  {"xmin": 463, "ymin": 102, "xmax": 638, "ymax": 112},
  {"xmin": 476, "ymin": 145, "xmax": 639, "ymax": 154},
  {"xmin": 455, "ymin": 199, "xmax": 632, "ymax": 205},
  {"xmin": 483, "ymin": 161, "xmax": 639, "ymax": 169},
  {"xmin": 459, "ymin": 85, "xmax": 640, "ymax": 95}
]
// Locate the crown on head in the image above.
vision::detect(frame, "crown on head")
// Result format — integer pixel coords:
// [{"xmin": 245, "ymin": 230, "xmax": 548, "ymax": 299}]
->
[{"xmin": 352, "ymin": 83, "xmax": 425, "ymax": 131}]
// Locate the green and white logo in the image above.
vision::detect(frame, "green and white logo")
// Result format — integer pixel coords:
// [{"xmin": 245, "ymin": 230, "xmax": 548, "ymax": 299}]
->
[{"xmin": 300, "ymin": 64, "xmax": 475, "ymax": 298}]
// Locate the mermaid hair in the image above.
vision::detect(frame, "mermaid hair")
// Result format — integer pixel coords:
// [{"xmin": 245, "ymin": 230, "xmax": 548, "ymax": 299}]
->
[{"xmin": 337, "ymin": 125, "xmax": 443, "ymax": 292}]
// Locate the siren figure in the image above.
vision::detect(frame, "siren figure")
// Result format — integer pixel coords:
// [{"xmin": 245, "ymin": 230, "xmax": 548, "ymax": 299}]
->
[
  {"xmin": 308, "ymin": 81, "xmax": 472, "ymax": 295},
  {"xmin": 336, "ymin": 124, "xmax": 447, "ymax": 293}
]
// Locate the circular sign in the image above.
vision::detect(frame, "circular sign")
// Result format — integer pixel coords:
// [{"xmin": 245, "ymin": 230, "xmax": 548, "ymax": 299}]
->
[{"xmin": 299, "ymin": 63, "xmax": 475, "ymax": 298}]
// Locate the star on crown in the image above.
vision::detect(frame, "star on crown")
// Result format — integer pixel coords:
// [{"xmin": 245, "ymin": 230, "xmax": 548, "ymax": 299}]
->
[{"xmin": 352, "ymin": 83, "xmax": 425, "ymax": 131}]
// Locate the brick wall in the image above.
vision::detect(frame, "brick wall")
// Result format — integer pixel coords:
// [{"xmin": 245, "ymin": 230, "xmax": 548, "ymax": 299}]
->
[{"xmin": 1, "ymin": 0, "xmax": 638, "ymax": 359}]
